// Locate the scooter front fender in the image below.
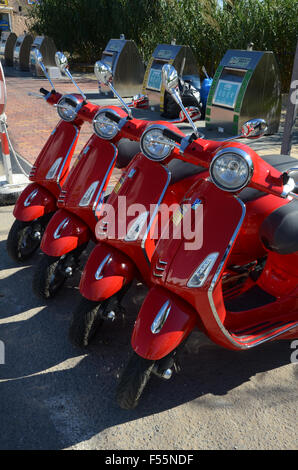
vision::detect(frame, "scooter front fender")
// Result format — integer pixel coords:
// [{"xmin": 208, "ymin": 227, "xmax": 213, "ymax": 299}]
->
[
  {"xmin": 132, "ymin": 286, "xmax": 197, "ymax": 361},
  {"xmin": 40, "ymin": 209, "xmax": 90, "ymax": 257},
  {"xmin": 79, "ymin": 243, "xmax": 136, "ymax": 301},
  {"xmin": 13, "ymin": 183, "xmax": 57, "ymax": 221}
]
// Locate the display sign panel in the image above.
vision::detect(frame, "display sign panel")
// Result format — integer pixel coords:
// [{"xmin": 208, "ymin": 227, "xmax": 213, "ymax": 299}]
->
[
  {"xmin": 213, "ymin": 79, "xmax": 241, "ymax": 108},
  {"xmin": 108, "ymin": 41, "xmax": 123, "ymax": 53},
  {"xmin": 156, "ymin": 49, "xmax": 173, "ymax": 60},
  {"xmin": 228, "ymin": 56, "xmax": 251, "ymax": 69},
  {"xmin": 147, "ymin": 67, "xmax": 162, "ymax": 91}
]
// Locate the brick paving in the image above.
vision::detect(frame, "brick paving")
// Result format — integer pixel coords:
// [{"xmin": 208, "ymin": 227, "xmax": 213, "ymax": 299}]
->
[
  {"xmin": 2, "ymin": 66, "xmax": 297, "ymax": 187},
  {"xmin": 3, "ymin": 69, "xmax": 123, "ymax": 183}
]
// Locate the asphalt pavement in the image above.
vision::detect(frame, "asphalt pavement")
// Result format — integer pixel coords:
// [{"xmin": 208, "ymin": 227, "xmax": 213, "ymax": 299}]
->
[{"xmin": 0, "ymin": 206, "xmax": 297, "ymax": 450}]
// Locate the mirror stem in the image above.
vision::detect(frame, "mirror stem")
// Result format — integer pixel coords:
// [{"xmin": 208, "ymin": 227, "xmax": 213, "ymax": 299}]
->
[
  {"xmin": 172, "ymin": 89, "xmax": 199, "ymax": 137},
  {"xmin": 64, "ymin": 68, "xmax": 87, "ymax": 101},
  {"xmin": 39, "ymin": 60, "xmax": 55, "ymax": 91},
  {"xmin": 109, "ymin": 83, "xmax": 133, "ymax": 119}
]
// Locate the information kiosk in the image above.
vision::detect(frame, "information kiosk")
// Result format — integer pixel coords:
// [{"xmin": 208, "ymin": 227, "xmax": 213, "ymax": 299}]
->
[
  {"xmin": 13, "ymin": 34, "xmax": 33, "ymax": 71},
  {"xmin": 99, "ymin": 36, "xmax": 144, "ymax": 97},
  {"xmin": 205, "ymin": 49, "xmax": 281, "ymax": 135},
  {"xmin": 142, "ymin": 43, "xmax": 200, "ymax": 112},
  {"xmin": 30, "ymin": 36, "xmax": 57, "ymax": 77},
  {"xmin": 0, "ymin": 31, "xmax": 16, "ymax": 66}
]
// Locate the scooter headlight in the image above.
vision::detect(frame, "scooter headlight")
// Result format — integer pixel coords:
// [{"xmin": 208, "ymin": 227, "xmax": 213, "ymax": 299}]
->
[
  {"xmin": 210, "ymin": 148, "xmax": 254, "ymax": 192},
  {"xmin": 93, "ymin": 109, "xmax": 120, "ymax": 140},
  {"xmin": 140, "ymin": 125, "xmax": 174, "ymax": 162},
  {"xmin": 56, "ymin": 94, "xmax": 82, "ymax": 122}
]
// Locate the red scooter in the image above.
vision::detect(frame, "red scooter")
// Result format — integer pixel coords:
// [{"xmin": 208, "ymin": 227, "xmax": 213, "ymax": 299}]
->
[
  {"xmin": 68, "ymin": 66, "xmax": 236, "ymax": 348},
  {"xmin": 115, "ymin": 66, "xmax": 298, "ymax": 409},
  {"xmin": 6, "ymin": 51, "xmax": 98, "ymax": 262},
  {"xmin": 33, "ymin": 61, "xmax": 155, "ymax": 299}
]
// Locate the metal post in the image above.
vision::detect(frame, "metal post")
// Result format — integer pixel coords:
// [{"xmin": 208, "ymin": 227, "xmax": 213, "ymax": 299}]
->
[
  {"xmin": 0, "ymin": 113, "xmax": 13, "ymax": 184},
  {"xmin": 281, "ymin": 40, "xmax": 298, "ymax": 155}
]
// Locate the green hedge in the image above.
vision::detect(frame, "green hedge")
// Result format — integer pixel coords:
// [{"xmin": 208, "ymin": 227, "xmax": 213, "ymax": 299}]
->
[{"xmin": 27, "ymin": 0, "xmax": 297, "ymax": 91}]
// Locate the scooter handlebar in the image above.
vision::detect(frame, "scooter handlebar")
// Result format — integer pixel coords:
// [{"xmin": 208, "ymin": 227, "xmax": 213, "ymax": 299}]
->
[
  {"xmin": 105, "ymin": 111, "xmax": 122, "ymax": 124},
  {"xmin": 40, "ymin": 88, "xmax": 51, "ymax": 96},
  {"xmin": 162, "ymin": 128, "xmax": 184, "ymax": 144}
]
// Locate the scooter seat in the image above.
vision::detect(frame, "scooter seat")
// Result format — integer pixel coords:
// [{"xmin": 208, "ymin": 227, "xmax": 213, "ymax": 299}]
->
[
  {"xmin": 260, "ymin": 199, "xmax": 298, "ymax": 254},
  {"xmin": 168, "ymin": 158, "xmax": 206, "ymax": 184},
  {"xmin": 116, "ymin": 139, "xmax": 141, "ymax": 169},
  {"xmin": 238, "ymin": 154, "xmax": 298, "ymax": 203}
]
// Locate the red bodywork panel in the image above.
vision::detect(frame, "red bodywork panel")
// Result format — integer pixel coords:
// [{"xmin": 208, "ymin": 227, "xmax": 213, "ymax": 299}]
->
[
  {"xmin": 13, "ymin": 182, "xmax": 57, "ymax": 221},
  {"xmin": 132, "ymin": 286, "xmax": 197, "ymax": 360},
  {"xmin": 147, "ymin": 179, "xmax": 298, "ymax": 351},
  {"xmin": 30, "ymin": 120, "xmax": 80, "ymax": 198},
  {"xmin": 96, "ymin": 153, "xmax": 209, "ymax": 285},
  {"xmin": 79, "ymin": 242, "xmax": 136, "ymax": 301},
  {"xmin": 40, "ymin": 208, "xmax": 90, "ymax": 257}
]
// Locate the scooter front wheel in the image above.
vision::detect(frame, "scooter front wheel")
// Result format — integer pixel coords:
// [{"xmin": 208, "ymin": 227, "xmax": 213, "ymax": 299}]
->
[
  {"xmin": 7, "ymin": 219, "xmax": 43, "ymax": 262},
  {"xmin": 116, "ymin": 352, "xmax": 156, "ymax": 410},
  {"xmin": 69, "ymin": 297, "xmax": 104, "ymax": 348}
]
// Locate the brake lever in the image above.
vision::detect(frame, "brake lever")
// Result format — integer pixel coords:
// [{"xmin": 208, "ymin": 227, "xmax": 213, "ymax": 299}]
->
[{"xmin": 27, "ymin": 92, "xmax": 44, "ymax": 99}]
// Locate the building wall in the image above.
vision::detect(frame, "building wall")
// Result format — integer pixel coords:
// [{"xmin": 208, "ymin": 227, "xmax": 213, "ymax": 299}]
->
[{"xmin": 2, "ymin": 0, "xmax": 35, "ymax": 36}]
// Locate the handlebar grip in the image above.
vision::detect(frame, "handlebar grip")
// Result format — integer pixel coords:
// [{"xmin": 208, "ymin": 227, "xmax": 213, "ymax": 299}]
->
[
  {"xmin": 162, "ymin": 128, "xmax": 184, "ymax": 144},
  {"xmin": 105, "ymin": 111, "xmax": 121, "ymax": 123},
  {"xmin": 40, "ymin": 88, "xmax": 50, "ymax": 96}
]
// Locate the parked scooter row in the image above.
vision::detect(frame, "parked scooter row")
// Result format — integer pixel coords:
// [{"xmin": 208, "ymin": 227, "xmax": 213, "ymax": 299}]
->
[{"xmin": 6, "ymin": 56, "xmax": 298, "ymax": 411}]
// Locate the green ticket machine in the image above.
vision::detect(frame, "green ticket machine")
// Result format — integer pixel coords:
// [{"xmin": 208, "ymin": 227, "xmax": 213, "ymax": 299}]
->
[
  {"xmin": 100, "ymin": 36, "xmax": 145, "ymax": 97},
  {"xmin": 205, "ymin": 49, "xmax": 281, "ymax": 135},
  {"xmin": 142, "ymin": 43, "xmax": 200, "ymax": 112}
]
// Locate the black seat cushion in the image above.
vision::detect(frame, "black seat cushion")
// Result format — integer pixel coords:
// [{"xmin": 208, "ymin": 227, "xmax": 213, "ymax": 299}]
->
[
  {"xmin": 116, "ymin": 139, "xmax": 140, "ymax": 169},
  {"xmin": 238, "ymin": 154, "xmax": 298, "ymax": 203},
  {"xmin": 168, "ymin": 158, "xmax": 206, "ymax": 184},
  {"xmin": 260, "ymin": 199, "xmax": 298, "ymax": 254}
]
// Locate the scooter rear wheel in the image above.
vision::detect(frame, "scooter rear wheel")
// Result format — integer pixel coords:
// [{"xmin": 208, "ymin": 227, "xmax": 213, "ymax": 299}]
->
[
  {"xmin": 69, "ymin": 297, "xmax": 104, "ymax": 348},
  {"xmin": 116, "ymin": 352, "xmax": 156, "ymax": 410},
  {"xmin": 7, "ymin": 219, "xmax": 42, "ymax": 262}
]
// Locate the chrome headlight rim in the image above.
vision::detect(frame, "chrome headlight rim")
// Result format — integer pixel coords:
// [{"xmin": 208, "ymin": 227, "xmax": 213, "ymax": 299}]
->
[
  {"xmin": 140, "ymin": 124, "xmax": 174, "ymax": 162},
  {"xmin": 210, "ymin": 147, "xmax": 254, "ymax": 193},
  {"xmin": 92, "ymin": 108, "xmax": 121, "ymax": 140},
  {"xmin": 57, "ymin": 94, "xmax": 83, "ymax": 122}
]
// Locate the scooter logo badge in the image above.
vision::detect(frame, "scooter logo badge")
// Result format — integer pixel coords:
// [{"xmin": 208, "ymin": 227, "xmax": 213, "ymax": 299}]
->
[
  {"xmin": 151, "ymin": 300, "xmax": 171, "ymax": 334},
  {"xmin": 24, "ymin": 189, "xmax": 38, "ymax": 207},
  {"xmin": 53, "ymin": 217, "xmax": 70, "ymax": 239}
]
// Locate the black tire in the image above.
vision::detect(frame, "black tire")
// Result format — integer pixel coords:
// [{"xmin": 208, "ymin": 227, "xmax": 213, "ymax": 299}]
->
[
  {"xmin": 116, "ymin": 352, "xmax": 156, "ymax": 410},
  {"xmin": 7, "ymin": 219, "xmax": 42, "ymax": 262},
  {"xmin": 69, "ymin": 297, "xmax": 104, "ymax": 348},
  {"xmin": 32, "ymin": 254, "xmax": 68, "ymax": 299}
]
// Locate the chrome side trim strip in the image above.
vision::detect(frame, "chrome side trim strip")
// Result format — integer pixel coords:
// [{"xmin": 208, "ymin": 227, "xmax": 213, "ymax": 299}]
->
[
  {"xmin": 56, "ymin": 125, "xmax": 80, "ymax": 187},
  {"xmin": 207, "ymin": 197, "xmax": 248, "ymax": 349},
  {"xmin": 141, "ymin": 165, "xmax": 172, "ymax": 264},
  {"xmin": 92, "ymin": 143, "xmax": 118, "ymax": 218}
]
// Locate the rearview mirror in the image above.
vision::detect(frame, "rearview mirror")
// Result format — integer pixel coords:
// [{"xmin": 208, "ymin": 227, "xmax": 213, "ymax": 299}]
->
[
  {"xmin": 162, "ymin": 64, "xmax": 179, "ymax": 95},
  {"xmin": 33, "ymin": 49, "xmax": 43, "ymax": 64},
  {"xmin": 55, "ymin": 51, "xmax": 69, "ymax": 73},
  {"xmin": 94, "ymin": 61, "xmax": 113, "ymax": 86},
  {"xmin": 241, "ymin": 119, "xmax": 268, "ymax": 139}
]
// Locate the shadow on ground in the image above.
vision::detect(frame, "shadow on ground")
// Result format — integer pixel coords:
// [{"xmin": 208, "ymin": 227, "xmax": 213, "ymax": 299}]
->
[{"xmin": 0, "ymin": 238, "xmax": 295, "ymax": 449}]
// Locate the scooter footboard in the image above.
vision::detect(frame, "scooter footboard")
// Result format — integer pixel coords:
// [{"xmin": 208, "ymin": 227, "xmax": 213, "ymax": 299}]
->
[
  {"xmin": 13, "ymin": 183, "xmax": 57, "ymax": 221},
  {"xmin": 132, "ymin": 286, "xmax": 197, "ymax": 361},
  {"xmin": 40, "ymin": 209, "xmax": 90, "ymax": 257},
  {"xmin": 79, "ymin": 243, "xmax": 136, "ymax": 301}
]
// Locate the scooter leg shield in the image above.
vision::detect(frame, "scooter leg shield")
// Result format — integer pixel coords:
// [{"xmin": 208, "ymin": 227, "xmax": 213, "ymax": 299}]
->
[
  {"xmin": 79, "ymin": 243, "xmax": 136, "ymax": 302},
  {"xmin": 40, "ymin": 209, "xmax": 90, "ymax": 257},
  {"xmin": 131, "ymin": 286, "xmax": 197, "ymax": 361},
  {"xmin": 13, "ymin": 183, "xmax": 57, "ymax": 221}
]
